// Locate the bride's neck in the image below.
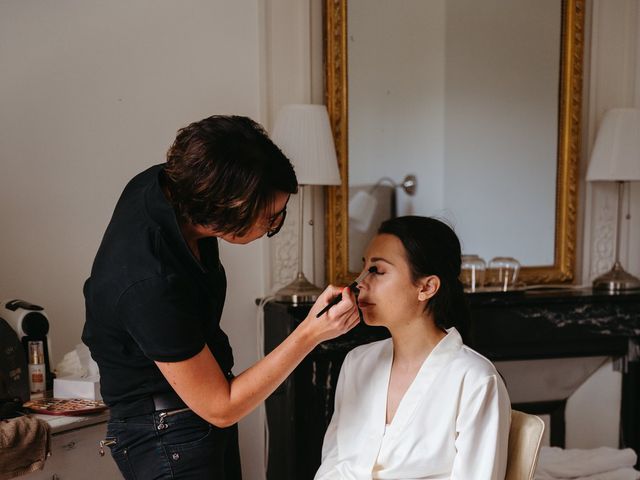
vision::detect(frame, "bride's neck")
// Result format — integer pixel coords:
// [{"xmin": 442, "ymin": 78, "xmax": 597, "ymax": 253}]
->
[{"xmin": 389, "ymin": 315, "xmax": 446, "ymax": 368}]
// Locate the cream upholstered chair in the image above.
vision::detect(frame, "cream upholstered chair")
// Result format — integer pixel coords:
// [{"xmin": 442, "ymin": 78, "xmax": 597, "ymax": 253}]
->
[{"xmin": 505, "ymin": 410, "xmax": 545, "ymax": 480}]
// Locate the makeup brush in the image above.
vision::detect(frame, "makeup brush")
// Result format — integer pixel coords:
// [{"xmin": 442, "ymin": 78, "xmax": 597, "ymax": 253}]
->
[{"xmin": 316, "ymin": 266, "xmax": 377, "ymax": 318}]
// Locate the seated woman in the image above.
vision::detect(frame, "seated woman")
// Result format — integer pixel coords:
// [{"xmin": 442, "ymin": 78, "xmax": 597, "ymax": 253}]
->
[{"xmin": 315, "ymin": 216, "xmax": 511, "ymax": 480}]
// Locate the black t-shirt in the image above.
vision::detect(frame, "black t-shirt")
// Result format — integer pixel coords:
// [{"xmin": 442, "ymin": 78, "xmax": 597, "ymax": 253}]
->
[{"xmin": 82, "ymin": 164, "xmax": 233, "ymax": 417}]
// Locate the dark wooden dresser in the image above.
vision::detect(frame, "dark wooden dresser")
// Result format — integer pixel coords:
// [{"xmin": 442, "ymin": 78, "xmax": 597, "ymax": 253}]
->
[{"xmin": 263, "ymin": 289, "xmax": 640, "ymax": 479}]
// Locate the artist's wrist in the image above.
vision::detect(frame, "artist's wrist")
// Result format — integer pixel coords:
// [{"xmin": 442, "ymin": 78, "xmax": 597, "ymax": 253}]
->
[{"xmin": 294, "ymin": 317, "xmax": 322, "ymax": 351}]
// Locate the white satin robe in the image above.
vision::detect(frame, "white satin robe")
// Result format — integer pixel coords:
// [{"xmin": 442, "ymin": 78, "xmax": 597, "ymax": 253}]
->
[{"xmin": 315, "ymin": 328, "xmax": 511, "ymax": 480}]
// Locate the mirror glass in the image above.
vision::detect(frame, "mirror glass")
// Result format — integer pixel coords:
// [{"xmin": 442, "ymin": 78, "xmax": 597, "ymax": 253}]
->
[
  {"xmin": 324, "ymin": 0, "xmax": 583, "ymax": 285},
  {"xmin": 348, "ymin": 0, "xmax": 560, "ymax": 271}
]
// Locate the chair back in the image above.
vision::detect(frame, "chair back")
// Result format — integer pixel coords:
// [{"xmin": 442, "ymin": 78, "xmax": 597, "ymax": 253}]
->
[{"xmin": 505, "ymin": 410, "xmax": 545, "ymax": 480}]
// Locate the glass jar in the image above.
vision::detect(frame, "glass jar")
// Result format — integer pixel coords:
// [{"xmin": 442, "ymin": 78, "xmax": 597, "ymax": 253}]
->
[
  {"xmin": 487, "ymin": 257, "xmax": 520, "ymax": 291},
  {"xmin": 460, "ymin": 255, "xmax": 486, "ymax": 292}
]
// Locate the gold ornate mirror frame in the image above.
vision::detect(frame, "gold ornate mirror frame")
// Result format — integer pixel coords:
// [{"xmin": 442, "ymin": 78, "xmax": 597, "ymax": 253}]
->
[{"xmin": 324, "ymin": 0, "xmax": 584, "ymax": 286}]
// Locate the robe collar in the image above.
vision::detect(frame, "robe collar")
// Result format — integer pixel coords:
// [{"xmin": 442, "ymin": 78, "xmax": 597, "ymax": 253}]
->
[{"xmin": 363, "ymin": 327, "xmax": 464, "ymax": 469}]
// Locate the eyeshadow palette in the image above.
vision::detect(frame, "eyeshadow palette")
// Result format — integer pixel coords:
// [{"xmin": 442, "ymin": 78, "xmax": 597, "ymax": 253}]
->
[{"xmin": 23, "ymin": 398, "xmax": 107, "ymax": 416}]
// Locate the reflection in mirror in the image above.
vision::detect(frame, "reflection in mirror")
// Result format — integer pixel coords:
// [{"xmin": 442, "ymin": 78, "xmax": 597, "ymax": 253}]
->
[
  {"xmin": 325, "ymin": 0, "xmax": 584, "ymax": 285},
  {"xmin": 348, "ymin": 175, "xmax": 417, "ymax": 271},
  {"xmin": 348, "ymin": 0, "xmax": 559, "ymax": 268}
]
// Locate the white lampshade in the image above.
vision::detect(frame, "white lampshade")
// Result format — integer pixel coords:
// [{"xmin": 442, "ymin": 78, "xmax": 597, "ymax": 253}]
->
[
  {"xmin": 271, "ymin": 104, "xmax": 341, "ymax": 186},
  {"xmin": 587, "ymin": 108, "xmax": 640, "ymax": 182}
]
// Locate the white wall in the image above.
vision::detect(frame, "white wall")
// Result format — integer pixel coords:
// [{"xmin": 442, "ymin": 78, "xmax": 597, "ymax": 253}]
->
[
  {"xmin": 0, "ymin": 0, "xmax": 264, "ymax": 361},
  {"xmin": 0, "ymin": 1, "xmax": 269, "ymax": 478}
]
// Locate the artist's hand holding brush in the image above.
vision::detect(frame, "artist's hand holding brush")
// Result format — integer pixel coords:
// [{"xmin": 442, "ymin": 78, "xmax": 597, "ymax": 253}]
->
[{"xmin": 302, "ymin": 285, "xmax": 360, "ymax": 343}]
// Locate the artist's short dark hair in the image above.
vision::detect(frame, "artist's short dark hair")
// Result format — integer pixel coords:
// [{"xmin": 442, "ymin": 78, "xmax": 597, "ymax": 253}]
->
[
  {"xmin": 378, "ymin": 216, "xmax": 470, "ymax": 337},
  {"xmin": 163, "ymin": 115, "xmax": 298, "ymax": 236}
]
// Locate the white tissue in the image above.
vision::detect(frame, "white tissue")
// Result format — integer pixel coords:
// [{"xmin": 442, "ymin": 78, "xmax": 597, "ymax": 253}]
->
[
  {"xmin": 53, "ymin": 344, "xmax": 102, "ymax": 400},
  {"xmin": 55, "ymin": 343, "xmax": 99, "ymax": 378}
]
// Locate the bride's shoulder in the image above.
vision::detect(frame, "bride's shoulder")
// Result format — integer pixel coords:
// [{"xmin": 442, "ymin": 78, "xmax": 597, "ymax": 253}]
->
[{"xmin": 454, "ymin": 344, "xmax": 502, "ymax": 380}]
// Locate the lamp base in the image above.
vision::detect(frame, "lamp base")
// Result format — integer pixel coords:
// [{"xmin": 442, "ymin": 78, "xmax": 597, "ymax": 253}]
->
[
  {"xmin": 275, "ymin": 272, "xmax": 324, "ymax": 305},
  {"xmin": 592, "ymin": 261, "xmax": 640, "ymax": 292}
]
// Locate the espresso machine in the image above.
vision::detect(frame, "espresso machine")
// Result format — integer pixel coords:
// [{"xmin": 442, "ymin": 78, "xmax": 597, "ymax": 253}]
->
[{"xmin": 1, "ymin": 299, "xmax": 54, "ymax": 391}]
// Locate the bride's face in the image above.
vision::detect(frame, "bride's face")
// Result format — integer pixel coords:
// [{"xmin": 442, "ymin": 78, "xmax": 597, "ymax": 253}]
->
[{"xmin": 357, "ymin": 233, "xmax": 424, "ymax": 327}]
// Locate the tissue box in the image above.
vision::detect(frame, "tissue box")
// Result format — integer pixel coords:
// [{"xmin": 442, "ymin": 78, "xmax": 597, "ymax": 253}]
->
[{"xmin": 53, "ymin": 375, "xmax": 102, "ymax": 400}]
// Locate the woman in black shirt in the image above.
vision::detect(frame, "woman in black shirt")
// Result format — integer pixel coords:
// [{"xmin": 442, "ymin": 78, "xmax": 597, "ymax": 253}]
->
[{"xmin": 82, "ymin": 115, "xmax": 359, "ymax": 479}]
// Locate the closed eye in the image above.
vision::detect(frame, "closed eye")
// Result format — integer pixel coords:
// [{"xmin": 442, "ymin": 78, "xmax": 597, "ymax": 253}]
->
[{"xmin": 368, "ymin": 266, "xmax": 384, "ymax": 275}]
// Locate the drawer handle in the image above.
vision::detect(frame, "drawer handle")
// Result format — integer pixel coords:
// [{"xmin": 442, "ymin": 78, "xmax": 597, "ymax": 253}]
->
[{"xmin": 61, "ymin": 441, "xmax": 76, "ymax": 451}]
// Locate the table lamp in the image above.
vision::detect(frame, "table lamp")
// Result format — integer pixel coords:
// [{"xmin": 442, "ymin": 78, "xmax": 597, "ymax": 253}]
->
[
  {"xmin": 271, "ymin": 104, "xmax": 341, "ymax": 304},
  {"xmin": 586, "ymin": 108, "xmax": 640, "ymax": 291}
]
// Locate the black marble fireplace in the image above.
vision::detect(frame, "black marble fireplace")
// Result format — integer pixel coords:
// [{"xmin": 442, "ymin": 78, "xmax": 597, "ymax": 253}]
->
[{"xmin": 262, "ymin": 289, "xmax": 640, "ymax": 480}]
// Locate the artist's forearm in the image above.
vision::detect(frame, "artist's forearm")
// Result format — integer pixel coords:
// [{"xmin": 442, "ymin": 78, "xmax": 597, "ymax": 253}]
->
[
  {"xmin": 208, "ymin": 323, "xmax": 316, "ymax": 426},
  {"xmin": 158, "ymin": 286, "xmax": 358, "ymax": 428}
]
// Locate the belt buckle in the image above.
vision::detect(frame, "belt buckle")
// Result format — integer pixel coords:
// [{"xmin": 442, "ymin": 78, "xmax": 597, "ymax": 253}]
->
[{"xmin": 157, "ymin": 407, "xmax": 191, "ymax": 430}]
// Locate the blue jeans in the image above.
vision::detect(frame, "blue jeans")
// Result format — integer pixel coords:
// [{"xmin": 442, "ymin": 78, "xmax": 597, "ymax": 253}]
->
[{"xmin": 105, "ymin": 409, "xmax": 242, "ymax": 479}]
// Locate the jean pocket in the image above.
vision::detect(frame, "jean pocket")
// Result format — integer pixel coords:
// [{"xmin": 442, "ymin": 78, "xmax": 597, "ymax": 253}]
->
[
  {"xmin": 164, "ymin": 425, "xmax": 230, "ymax": 478},
  {"xmin": 158, "ymin": 412, "xmax": 213, "ymax": 450}
]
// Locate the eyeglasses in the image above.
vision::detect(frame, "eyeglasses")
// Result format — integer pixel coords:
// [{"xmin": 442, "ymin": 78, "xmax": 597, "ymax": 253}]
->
[{"xmin": 266, "ymin": 207, "xmax": 287, "ymax": 238}]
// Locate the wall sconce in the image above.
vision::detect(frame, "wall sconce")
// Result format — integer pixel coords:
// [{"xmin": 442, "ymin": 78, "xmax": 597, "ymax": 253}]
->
[{"xmin": 349, "ymin": 175, "xmax": 417, "ymax": 232}]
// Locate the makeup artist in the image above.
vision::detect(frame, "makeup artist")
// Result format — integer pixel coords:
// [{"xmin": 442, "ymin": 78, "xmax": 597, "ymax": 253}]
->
[{"xmin": 81, "ymin": 115, "xmax": 360, "ymax": 479}]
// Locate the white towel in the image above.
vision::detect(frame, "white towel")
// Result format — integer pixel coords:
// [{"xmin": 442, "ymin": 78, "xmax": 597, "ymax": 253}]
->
[
  {"xmin": 535, "ymin": 447, "xmax": 639, "ymax": 480},
  {"xmin": 536, "ymin": 467, "xmax": 640, "ymax": 480}
]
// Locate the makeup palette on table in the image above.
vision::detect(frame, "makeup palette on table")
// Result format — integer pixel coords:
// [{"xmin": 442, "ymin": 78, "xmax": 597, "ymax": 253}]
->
[{"xmin": 23, "ymin": 398, "xmax": 107, "ymax": 416}]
